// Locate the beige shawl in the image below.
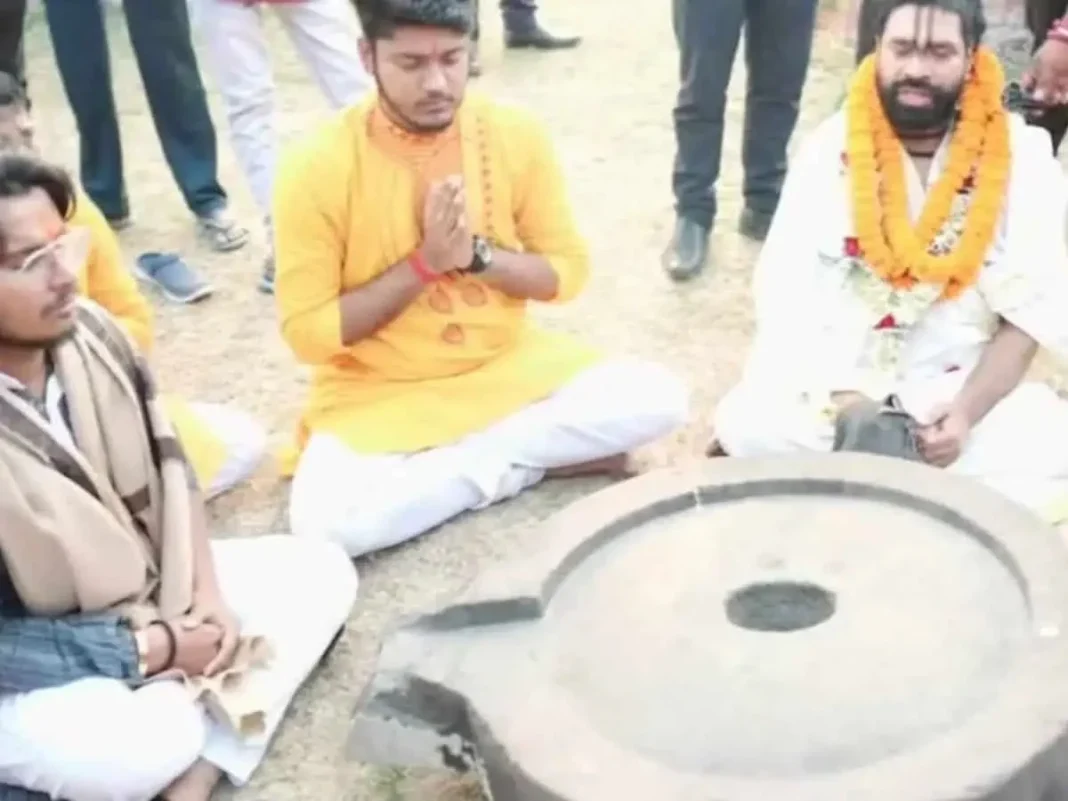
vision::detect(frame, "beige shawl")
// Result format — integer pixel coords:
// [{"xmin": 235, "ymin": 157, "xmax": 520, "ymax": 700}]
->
[{"xmin": 0, "ymin": 300, "xmax": 270, "ymax": 737}]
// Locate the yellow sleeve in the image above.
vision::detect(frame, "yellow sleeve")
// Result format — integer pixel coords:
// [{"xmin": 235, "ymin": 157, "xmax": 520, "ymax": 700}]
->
[
  {"xmin": 511, "ymin": 112, "xmax": 590, "ymax": 304},
  {"xmin": 72, "ymin": 193, "xmax": 155, "ymax": 352},
  {"xmin": 273, "ymin": 130, "xmax": 347, "ymax": 366}
]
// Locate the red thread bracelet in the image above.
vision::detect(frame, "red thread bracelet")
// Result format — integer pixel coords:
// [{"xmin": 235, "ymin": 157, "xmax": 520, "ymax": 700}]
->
[{"xmin": 409, "ymin": 250, "xmax": 440, "ymax": 284}]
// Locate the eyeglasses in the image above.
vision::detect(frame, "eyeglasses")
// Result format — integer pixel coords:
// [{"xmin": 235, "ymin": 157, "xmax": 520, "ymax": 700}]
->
[{"xmin": 4, "ymin": 227, "xmax": 91, "ymax": 277}]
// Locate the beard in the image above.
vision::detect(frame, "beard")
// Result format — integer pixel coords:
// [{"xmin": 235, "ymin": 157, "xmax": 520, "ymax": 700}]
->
[
  {"xmin": 878, "ymin": 77, "xmax": 962, "ymax": 136},
  {"xmin": 373, "ymin": 74, "xmax": 460, "ymax": 135}
]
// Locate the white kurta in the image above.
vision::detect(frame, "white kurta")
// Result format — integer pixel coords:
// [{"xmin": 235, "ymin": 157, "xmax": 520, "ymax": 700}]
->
[{"xmin": 715, "ymin": 112, "xmax": 1068, "ymax": 517}]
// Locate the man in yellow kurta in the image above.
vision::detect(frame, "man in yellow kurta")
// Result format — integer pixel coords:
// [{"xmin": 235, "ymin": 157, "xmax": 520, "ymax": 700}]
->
[
  {"xmin": 274, "ymin": 0, "xmax": 688, "ymax": 557},
  {"xmin": 0, "ymin": 72, "xmax": 267, "ymax": 499}
]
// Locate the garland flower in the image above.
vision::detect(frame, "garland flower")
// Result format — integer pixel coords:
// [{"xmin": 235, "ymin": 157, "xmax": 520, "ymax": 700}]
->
[{"xmin": 845, "ymin": 45, "xmax": 1010, "ymax": 298}]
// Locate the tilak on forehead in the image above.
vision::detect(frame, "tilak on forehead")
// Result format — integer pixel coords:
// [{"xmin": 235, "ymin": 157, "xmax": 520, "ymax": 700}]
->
[{"xmin": 844, "ymin": 0, "xmax": 1008, "ymax": 298}]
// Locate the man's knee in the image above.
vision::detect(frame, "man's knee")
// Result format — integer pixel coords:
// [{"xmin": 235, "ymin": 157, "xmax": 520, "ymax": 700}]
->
[
  {"xmin": 197, "ymin": 403, "xmax": 268, "ymax": 499},
  {"xmin": 257, "ymin": 535, "xmax": 359, "ymax": 618},
  {"xmin": 289, "ymin": 471, "xmax": 419, "ymax": 557},
  {"xmin": 1, "ymin": 678, "xmax": 205, "ymax": 801},
  {"xmin": 712, "ymin": 386, "xmax": 770, "ymax": 457},
  {"xmin": 712, "ymin": 386, "xmax": 830, "ymax": 456}
]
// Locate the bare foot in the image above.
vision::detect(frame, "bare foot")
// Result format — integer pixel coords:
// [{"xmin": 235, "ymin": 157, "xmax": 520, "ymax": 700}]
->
[
  {"xmin": 162, "ymin": 759, "xmax": 222, "ymax": 801},
  {"xmin": 546, "ymin": 453, "xmax": 636, "ymax": 480}
]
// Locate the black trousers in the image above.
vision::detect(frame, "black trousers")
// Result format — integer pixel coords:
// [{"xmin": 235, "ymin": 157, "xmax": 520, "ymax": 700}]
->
[
  {"xmin": 0, "ymin": 0, "xmax": 27, "ymax": 96},
  {"xmin": 471, "ymin": 0, "xmax": 538, "ymax": 42},
  {"xmin": 671, "ymin": 0, "xmax": 818, "ymax": 228}
]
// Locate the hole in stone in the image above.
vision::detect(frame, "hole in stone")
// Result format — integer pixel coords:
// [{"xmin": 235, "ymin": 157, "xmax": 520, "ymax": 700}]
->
[{"xmin": 725, "ymin": 581, "xmax": 836, "ymax": 633}]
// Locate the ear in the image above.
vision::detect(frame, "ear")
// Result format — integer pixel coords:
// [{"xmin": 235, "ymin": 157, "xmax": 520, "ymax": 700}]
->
[{"xmin": 358, "ymin": 38, "xmax": 374, "ymax": 75}]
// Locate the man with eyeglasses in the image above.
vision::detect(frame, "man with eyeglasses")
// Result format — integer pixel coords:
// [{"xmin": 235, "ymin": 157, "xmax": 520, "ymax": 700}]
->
[
  {"xmin": 0, "ymin": 71, "xmax": 269, "ymax": 506},
  {"xmin": 0, "ymin": 150, "xmax": 358, "ymax": 801}
]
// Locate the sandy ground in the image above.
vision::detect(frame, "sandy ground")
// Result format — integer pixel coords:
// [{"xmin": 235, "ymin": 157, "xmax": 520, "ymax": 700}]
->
[{"xmin": 17, "ymin": 1, "xmax": 1061, "ymax": 799}]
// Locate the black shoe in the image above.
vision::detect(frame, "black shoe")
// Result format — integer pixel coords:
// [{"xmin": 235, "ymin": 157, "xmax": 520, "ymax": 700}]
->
[
  {"xmin": 259, "ymin": 254, "xmax": 275, "ymax": 294},
  {"xmin": 738, "ymin": 206, "xmax": 774, "ymax": 242},
  {"xmin": 661, "ymin": 217, "xmax": 709, "ymax": 282},
  {"xmin": 505, "ymin": 25, "xmax": 582, "ymax": 49}
]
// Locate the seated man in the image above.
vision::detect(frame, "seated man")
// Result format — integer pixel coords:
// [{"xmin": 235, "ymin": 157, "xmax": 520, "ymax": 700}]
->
[
  {"xmin": 0, "ymin": 152, "xmax": 358, "ymax": 801},
  {"xmin": 275, "ymin": 0, "xmax": 688, "ymax": 557},
  {"xmin": 713, "ymin": 0, "xmax": 1068, "ymax": 516},
  {"xmin": 0, "ymin": 71, "xmax": 268, "ymax": 501}
]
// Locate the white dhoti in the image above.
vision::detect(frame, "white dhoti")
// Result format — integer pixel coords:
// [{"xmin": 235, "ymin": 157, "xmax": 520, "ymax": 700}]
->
[
  {"xmin": 715, "ymin": 377, "xmax": 1068, "ymax": 517},
  {"xmin": 190, "ymin": 402, "xmax": 268, "ymax": 500},
  {"xmin": 289, "ymin": 358, "xmax": 690, "ymax": 557},
  {"xmin": 0, "ymin": 535, "xmax": 358, "ymax": 800}
]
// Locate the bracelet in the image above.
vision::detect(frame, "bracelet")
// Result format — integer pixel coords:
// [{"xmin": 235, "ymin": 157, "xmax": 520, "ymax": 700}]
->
[
  {"xmin": 141, "ymin": 620, "xmax": 177, "ymax": 676},
  {"xmin": 409, "ymin": 250, "xmax": 440, "ymax": 285}
]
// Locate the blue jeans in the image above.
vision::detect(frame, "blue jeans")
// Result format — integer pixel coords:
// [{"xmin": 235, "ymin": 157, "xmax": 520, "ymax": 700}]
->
[
  {"xmin": 42, "ymin": 0, "xmax": 227, "ymax": 220},
  {"xmin": 671, "ymin": 0, "xmax": 817, "ymax": 228}
]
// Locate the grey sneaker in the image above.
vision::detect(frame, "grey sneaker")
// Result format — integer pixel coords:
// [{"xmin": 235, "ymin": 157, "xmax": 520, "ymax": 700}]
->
[
  {"xmin": 195, "ymin": 207, "xmax": 250, "ymax": 253},
  {"xmin": 135, "ymin": 252, "xmax": 214, "ymax": 304}
]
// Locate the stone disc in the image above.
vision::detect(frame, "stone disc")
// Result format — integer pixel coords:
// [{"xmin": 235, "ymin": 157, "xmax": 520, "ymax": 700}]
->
[{"xmin": 350, "ymin": 455, "xmax": 1068, "ymax": 801}]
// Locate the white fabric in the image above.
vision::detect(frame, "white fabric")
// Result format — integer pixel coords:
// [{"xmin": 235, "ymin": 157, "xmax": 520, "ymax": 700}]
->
[
  {"xmin": 191, "ymin": 401, "xmax": 268, "ymax": 500},
  {"xmin": 715, "ymin": 112, "xmax": 1068, "ymax": 514},
  {"xmin": 0, "ymin": 535, "xmax": 358, "ymax": 799},
  {"xmin": 289, "ymin": 358, "xmax": 690, "ymax": 557},
  {"xmin": 187, "ymin": 0, "xmax": 372, "ymax": 217},
  {"xmin": 0, "ymin": 371, "xmax": 75, "ymax": 452}
]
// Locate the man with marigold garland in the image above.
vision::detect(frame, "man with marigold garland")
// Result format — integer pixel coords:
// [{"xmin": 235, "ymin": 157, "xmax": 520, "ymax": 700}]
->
[{"xmin": 712, "ymin": 0, "xmax": 1068, "ymax": 518}]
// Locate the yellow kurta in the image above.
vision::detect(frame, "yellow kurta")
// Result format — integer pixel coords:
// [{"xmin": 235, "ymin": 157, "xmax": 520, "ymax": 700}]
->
[
  {"xmin": 273, "ymin": 93, "xmax": 600, "ymax": 462},
  {"xmin": 70, "ymin": 192, "xmax": 228, "ymax": 489}
]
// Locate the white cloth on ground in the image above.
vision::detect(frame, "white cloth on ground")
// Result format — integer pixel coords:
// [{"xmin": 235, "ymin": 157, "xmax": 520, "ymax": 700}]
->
[
  {"xmin": 191, "ymin": 401, "xmax": 268, "ymax": 500},
  {"xmin": 187, "ymin": 0, "xmax": 372, "ymax": 217},
  {"xmin": 715, "ymin": 111, "xmax": 1068, "ymax": 516},
  {"xmin": 289, "ymin": 358, "xmax": 690, "ymax": 557},
  {"xmin": 0, "ymin": 535, "xmax": 358, "ymax": 799}
]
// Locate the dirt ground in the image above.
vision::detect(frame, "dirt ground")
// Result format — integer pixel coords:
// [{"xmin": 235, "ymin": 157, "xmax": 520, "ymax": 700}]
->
[{"xmin": 18, "ymin": 1, "xmax": 1059, "ymax": 799}]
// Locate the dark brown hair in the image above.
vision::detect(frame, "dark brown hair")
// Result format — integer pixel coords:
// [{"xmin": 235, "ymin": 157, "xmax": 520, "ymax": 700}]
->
[
  {"xmin": 354, "ymin": 0, "xmax": 472, "ymax": 40},
  {"xmin": 0, "ymin": 152, "xmax": 75, "ymax": 259}
]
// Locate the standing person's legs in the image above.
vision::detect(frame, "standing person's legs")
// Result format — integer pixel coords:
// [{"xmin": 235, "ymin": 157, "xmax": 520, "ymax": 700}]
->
[
  {"xmin": 278, "ymin": 0, "xmax": 372, "ymax": 110},
  {"xmin": 500, "ymin": 0, "xmax": 538, "ymax": 34},
  {"xmin": 664, "ymin": 0, "xmax": 744, "ymax": 280},
  {"xmin": 42, "ymin": 0, "xmax": 129, "ymax": 221},
  {"xmin": 1026, "ymin": 0, "xmax": 1068, "ymax": 154},
  {"xmin": 499, "ymin": 0, "xmax": 579, "ymax": 47},
  {"xmin": 187, "ymin": 0, "xmax": 275, "ymax": 219},
  {"xmin": 122, "ymin": 0, "xmax": 247, "ymax": 252},
  {"xmin": 740, "ymin": 0, "xmax": 818, "ymax": 237},
  {"xmin": 0, "ymin": 0, "xmax": 27, "ymax": 97}
]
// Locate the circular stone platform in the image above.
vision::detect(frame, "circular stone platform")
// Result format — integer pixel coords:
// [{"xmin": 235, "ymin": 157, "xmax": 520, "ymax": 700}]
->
[{"xmin": 349, "ymin": 455, "xmax": 1068, "ymax": 801}]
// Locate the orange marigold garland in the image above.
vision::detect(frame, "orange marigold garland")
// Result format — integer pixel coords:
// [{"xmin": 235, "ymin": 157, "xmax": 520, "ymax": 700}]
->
[{"xmin": 845, "ymin": 45, "xmax": 1010, "ymax": 298}]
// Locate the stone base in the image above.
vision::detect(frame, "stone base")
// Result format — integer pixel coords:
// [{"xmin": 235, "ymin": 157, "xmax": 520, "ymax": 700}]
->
[{"xmin": 350, "ymin": 455, "xmax": 1068, "ymax": 801}]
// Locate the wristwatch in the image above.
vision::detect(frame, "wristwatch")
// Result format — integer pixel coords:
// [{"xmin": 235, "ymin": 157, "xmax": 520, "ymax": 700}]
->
[{"xmin": 466, "ymin": 235, "xmax": 493, "ymax": 274}]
